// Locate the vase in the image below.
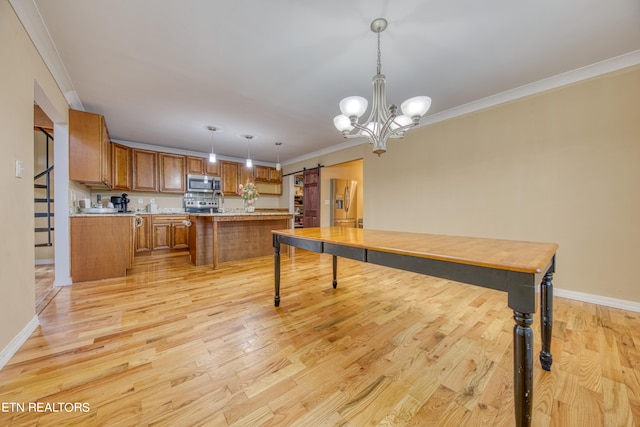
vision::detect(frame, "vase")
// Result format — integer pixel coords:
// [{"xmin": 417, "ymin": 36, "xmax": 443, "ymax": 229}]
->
[{"xmin": 243, "ymin": 199, "xmax": 255, "ymax": 213}]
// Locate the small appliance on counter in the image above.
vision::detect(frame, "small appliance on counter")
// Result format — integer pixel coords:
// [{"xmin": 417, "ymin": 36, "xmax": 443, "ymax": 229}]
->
[{"xmin": 110, "ymin": 193, "xmax": 130, "ymax": 212}]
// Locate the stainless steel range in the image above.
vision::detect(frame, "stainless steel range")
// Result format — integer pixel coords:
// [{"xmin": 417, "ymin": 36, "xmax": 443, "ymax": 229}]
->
[{"xmin": 183, "ymin": 191, "xmax": 223, "ymax": 213}]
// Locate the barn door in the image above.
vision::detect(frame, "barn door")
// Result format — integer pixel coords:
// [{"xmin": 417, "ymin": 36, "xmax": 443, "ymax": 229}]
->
[{"xmin": 302, "ymin": 168, "xmax": 320, "ymax": 228}]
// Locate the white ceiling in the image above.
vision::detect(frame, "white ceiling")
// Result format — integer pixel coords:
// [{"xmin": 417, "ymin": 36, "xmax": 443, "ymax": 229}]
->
[{"xmin": 14, "ymin": 0, "xmax": 640, "ymax": 165}]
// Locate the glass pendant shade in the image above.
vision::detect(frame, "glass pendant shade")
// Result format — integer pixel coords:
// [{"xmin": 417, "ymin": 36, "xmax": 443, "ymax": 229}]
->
[
  {"xmin": 391, "ymin": 115, "xmax": 412, "ymax": 129},
  {"xmin": 207, "ymin": 126, "xmax": 218, "ymax": 163},
  {"xmin": 333, "ymin": 114, "xmax": 354, "ymax": 132},
  {"xmin": 246, "ymin": 158, "xmax": 252, "ymax": 168},
  {"xmin": 339, "ymin": 96, "xmax": 368, "ymax": 118},
  {"xmin": 400, "ymin": 96, "xmax": 432, "ymax": 119},
  {"xmin": 276, "ymin": 163, "xmax": 281, "ymax": 171}
]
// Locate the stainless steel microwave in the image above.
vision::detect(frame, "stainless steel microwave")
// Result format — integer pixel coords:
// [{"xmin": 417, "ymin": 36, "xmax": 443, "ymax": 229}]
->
[{"xmin": 186, "ymin": 174, "xmax": 221, "ymax": 193}]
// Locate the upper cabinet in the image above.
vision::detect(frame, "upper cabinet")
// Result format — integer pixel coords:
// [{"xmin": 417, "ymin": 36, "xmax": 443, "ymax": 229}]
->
[
  {"xmin": 69, "ymin": 109, "xmax": 112, "ymax": 188},
  {"xmin": 239, "ymin": 164, "xmax": 254, "ymax": 188},
  {"xmin": 186, "ymin": 156, "xmax": 204, "ymax": 175},
  {"xmin": 255, "ymin": 165, "xmax": 281, "ymax": 182},
  {"xmin": 204, "ymin": 160, "xmax": 220, "ymax": 177},
  {"xmin": 111, "ymin": 142, "xmax": 131, "ymax": 191},
  {"xmin": 186, "ymin": 156, "xmax": 221, "ymax": 177},
  {"xmin": 254, "ymin": 165, "xmax": 282, "ymax": 195},
  {"xmin": 159, "ymin": 153, "xmax": 186, "ymax": 193},
  {"xmin": 221, "ymin": 161, "xmax": 239, "ymax": 195},
  {"xmin": 131, "ymin": 148, "xmax": 158, "ymax": 192}
]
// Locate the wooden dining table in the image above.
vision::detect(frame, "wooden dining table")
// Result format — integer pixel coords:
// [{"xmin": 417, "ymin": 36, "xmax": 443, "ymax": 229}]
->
[{"xmin": 272, "ymin": 226, "xmax": 558, "ymax": 427}]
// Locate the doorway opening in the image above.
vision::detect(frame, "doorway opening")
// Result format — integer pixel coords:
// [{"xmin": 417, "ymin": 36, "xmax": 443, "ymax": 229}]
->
[{"xmin": 34, "ymin": 104, "xmax": 58, "ymax": 313}]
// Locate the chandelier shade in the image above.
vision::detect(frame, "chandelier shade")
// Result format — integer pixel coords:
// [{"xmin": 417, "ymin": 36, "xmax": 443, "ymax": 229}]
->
[{"xmin": 334, "ymin": 18, "xmax": 431, "ymax": 156}]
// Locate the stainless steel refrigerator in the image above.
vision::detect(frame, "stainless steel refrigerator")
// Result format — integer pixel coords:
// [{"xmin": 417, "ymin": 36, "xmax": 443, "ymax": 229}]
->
[{"xmin": 330, "ymin": 179, "xmax": 358, "ymax": 227}]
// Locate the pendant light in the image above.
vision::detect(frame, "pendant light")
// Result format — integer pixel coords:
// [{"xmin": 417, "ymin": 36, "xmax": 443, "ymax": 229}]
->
[
  {"xmin": 334, "ymin": 18, "xmax": 431, "ymax": 156},
  {"xmin": 242, "ymin": 135, "xmax": 253, "ymax": 168},
  {"xmin": 275, "ymin": 142, "xmax": 282, "ymax": 171},
  {"xmin": 207, "ymin": 126, "xmax": 217, "ymax": 163}
]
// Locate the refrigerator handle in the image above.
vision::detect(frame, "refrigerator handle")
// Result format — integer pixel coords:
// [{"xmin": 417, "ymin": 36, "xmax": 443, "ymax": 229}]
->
[{"xmin": 344, "ymin": 185, "xmax": 350, "ymax": 214}]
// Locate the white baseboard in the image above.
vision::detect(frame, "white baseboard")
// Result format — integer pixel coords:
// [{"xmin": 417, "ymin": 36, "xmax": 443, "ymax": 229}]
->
[
  {"xmin": 555, "ymin": 288, "xmax": 640, "ymax": 313},
  {"xmin": 0, "ymin": 316, "xmax": 39, "ymax": 371}
]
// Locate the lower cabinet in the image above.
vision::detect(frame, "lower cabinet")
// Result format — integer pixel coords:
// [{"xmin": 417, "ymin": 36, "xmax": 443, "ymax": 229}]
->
[
  {"xmin": 134, "ymin": 214, "xmax": 151, "ymax": 253},
  {"xmin": 151, "ymin": 215, "xmax": 190, "ymax": 250},
  {"xmin": 70, "ymin": 216, "xmax": 134, "ymax": 282}
]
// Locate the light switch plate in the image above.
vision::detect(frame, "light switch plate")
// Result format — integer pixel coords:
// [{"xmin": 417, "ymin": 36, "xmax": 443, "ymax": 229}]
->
[{"xmin": 15, "ymin": 160, "xmax": 23, "ymax": 178}]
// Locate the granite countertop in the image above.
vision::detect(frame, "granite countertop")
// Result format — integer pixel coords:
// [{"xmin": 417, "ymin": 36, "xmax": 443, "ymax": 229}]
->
[
  {"xmin": 70, "ymin": 210, "xmax": 291, "ymax": 217},
  {"xmin": 188, "ymin": 211, "xmax": 292, "ymax": 217},
  {"xmin": 70, "ymin": 212, "xmax": 137, "ymax": 217}
]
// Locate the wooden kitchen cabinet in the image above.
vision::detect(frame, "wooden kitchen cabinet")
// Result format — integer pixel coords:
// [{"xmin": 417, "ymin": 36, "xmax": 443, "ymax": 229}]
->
[
  {"xmin": 255, "ymin": 165, "xmax": 282, "ymax": 183},
  {"xmin": 111, "ymin": 142, "xmax": 131, "ymax": 190},
  {"xmin": 186, "ymin": 156, "xmax": 204, "ymax": 175},
  {"xmin": 239, "ymin": 164, "xmax": 254, "ymax": 188},
  {"xmin": 254, "ymin": 165, "xmax": 282, "ymax": 195},
  {"xmin": 221, "ymin": 161, "xmax": 239, "ymax": 195},
  {"xmin": 187, "ymin": 156, "xmax": 220, "ymax": 177},
  {"xmin": 69, "ymin": 109, "xmax": 112, "ymax": 188},
  {"xmin": 159, "ymin": 153, "xmax": 186, "ymax": 193},
  {"xmin": 131, "ymin": 148, "xmax": 158, "ymax": 192},
  {"xmin": 254, "ymin": 165, "xmax": 270, "ymax": 182},
  {"xmin": 134, "ymin": 214, "xmax": 151, "ymax": 253},
  {"xmin": 70, "ymin": 216, "xmax": 133, "ymax": 282},
  {"xmin": 204, "ymin": 160, "xmax": 220, "ymax": 176},
  {"xmin": 152, "ymin": 215, "xmax": 189, "ymax": 250}
]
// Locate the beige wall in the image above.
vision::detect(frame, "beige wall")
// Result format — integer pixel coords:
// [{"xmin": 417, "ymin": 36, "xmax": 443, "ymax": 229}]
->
[
  {"xmin": 364, "ymin": 65, "xmax": 640, "ymax": 303},
  {"xmin": 0, "ymin": 1, "xmax": 68, "ymax": 351},
  {"xmin": 283, "ymin": 66, "xmax": 640, "ymax": 304}
]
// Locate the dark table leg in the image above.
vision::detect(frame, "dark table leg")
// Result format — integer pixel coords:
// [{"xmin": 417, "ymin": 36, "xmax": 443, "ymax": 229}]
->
[
  {"xmin": 514, "ymin": 311, "xmax": 533, "ymax": 427},
  {"xmin": 332, "ymin": 255, "xmax": 338, "ymax": 288},
  {"xmin": 274, "ymin": 237, "xmax": 281, "ymax": 307},
  {"xmin": 539, "ymin": 271, "xmax": 553, "ymax": 371}
]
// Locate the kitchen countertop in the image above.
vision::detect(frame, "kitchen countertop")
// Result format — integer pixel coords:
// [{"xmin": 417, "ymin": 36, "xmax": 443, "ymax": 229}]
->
[
  {"xmin": 71, "ymin": 212, "xmax": 137, "ymax": 217},
  {"xmin": 188, "ymin": 211, "xmax": 291, "ymax": 217},
  {"xmin": 70, "ymin": 211, "xmax": 291, "ymax": 217}
]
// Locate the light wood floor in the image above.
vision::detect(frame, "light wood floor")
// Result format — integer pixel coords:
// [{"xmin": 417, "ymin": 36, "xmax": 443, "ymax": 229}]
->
[
  {"xmin": 2, "ymin": 250, "xmax": 639, "ymax": 426},
  {"xmin": 35, "ymin": 263, "xmax": 59, "ymax": 314}
]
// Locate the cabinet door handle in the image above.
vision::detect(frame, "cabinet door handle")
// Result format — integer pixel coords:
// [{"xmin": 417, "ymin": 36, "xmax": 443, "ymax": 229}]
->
[
  {"xmin": 183, "ymin": 220, "xmax": 192, "ymax": 227},
  {"xmin": 135, "ymin": 216, "xmax": 143, "ymax": 227}
]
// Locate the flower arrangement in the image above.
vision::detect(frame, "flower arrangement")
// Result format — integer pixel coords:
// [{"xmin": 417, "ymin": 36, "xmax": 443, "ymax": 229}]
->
[{"xmin": 238, "ymin": 180, "xmax": 260, "ymax": 206}]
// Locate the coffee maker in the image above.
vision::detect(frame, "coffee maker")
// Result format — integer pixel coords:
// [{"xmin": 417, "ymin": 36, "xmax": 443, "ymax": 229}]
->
[{"xmin": 110, "ymin": 193, "xmax": 130, "ymax": 212}]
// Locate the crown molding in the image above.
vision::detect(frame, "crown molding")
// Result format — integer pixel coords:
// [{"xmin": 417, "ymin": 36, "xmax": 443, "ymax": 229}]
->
[
  {"xmin": 419, "ymin": 49, "xmax": 640, "ymax": 128},
  {"xmin": 11, "ymin": 0, "xmax": 639, "ymax": 164},
  {"xmin": 9, "ymin": 0, "xmax": 83, "ymax": 109},
  {"xmin": 286, "ymin": 50, "xmax": 640, "ymax": 165}
]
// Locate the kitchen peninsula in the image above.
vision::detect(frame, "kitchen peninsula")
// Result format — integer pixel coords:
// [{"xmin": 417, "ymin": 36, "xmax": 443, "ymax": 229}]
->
[{"xmin": 188, "ymin": 211, "xmax": 292, "ymax": 269}]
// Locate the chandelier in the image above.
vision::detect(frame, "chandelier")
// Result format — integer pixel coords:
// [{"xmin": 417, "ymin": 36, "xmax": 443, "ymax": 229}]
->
[{"xmin": 333, "ymin": 18, "xmax": 432, "ymax": 156}]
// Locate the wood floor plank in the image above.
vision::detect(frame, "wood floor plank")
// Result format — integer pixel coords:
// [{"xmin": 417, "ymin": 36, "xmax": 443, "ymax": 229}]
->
[{"xmin": 1, "ymin": 250, "xmax": 639, "ymax": 426}]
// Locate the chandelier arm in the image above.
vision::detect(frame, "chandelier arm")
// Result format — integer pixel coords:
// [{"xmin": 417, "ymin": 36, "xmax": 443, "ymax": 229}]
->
[
  {"xmin": 387, "ymin": 123, "xmax": 416, "ymax": 139},
  {"xmin": 351, "ymin": 122, "xmax": 378, "ymax": 140}
]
